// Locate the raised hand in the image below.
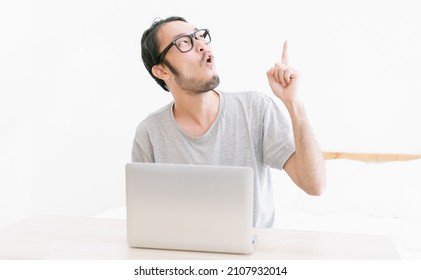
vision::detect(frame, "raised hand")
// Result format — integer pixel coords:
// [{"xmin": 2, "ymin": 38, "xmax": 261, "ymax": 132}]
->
[{"xmin": 266, "ymin": 41, "xmax": 299, "ymax": 105}]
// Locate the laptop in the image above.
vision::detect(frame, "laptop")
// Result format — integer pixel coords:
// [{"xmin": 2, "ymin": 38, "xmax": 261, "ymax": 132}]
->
[{"xmin": 125, "ymin": 162, "xmax": 255, "ymax": 254}]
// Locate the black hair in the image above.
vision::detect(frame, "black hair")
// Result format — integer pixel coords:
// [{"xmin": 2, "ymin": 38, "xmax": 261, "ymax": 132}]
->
[{"xmin": 141, "ymin": 16, "xmax": 187, "ymax": 91}]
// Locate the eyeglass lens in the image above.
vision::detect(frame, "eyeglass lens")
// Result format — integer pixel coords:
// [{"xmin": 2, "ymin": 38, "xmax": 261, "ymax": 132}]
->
[{"xmin": 175, "ymin": 30, "xmax": 210, "ymax": 53}]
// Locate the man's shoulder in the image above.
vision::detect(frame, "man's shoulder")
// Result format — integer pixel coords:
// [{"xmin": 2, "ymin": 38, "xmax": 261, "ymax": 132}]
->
[
  {"xmin": 219, "ymin": 90, "xmax": 273, "ymax": 107},
  {"xmin": 141, "ymin": 102, "xmax": 172, "ymax": 123},
  {"xmin": 135, "ymin": 102, "xmax": 173, "ymax": 133}
]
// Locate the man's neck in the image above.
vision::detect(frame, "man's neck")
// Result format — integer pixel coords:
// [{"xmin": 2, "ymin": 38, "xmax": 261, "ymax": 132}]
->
[{"xmin": 172, "ymin": 90, "xmax": 220, "ymax": 137}]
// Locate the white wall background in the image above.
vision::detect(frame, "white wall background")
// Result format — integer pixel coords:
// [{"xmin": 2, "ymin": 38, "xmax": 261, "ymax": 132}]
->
[{"xmin": 1, "ymin": 0, "xmax": 421, "ymax": 229}]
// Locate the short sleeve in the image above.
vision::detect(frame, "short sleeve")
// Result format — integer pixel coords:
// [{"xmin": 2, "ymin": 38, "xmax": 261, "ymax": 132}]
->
[
  {"xmin": 131, "ymin": 123, "xmax": 154, "ymax": 163},
  {"xmin": 262, "ymin": 97, "xmax": 296, "ymax": 170}
]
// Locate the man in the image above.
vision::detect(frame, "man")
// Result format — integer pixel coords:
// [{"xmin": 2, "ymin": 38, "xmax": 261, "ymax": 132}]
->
[{"xmin": 133, "ymin": 16, "xmax": 326, "ymax": 228}]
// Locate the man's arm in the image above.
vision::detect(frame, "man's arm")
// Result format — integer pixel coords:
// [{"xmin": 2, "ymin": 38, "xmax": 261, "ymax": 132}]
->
[
  {"xmin": 266, "ymin": 41, "xmax": 326, "ymax": 195},
  {"xmin": 283, "ymin": 100, "xmax": 326, "ymax": 195}
]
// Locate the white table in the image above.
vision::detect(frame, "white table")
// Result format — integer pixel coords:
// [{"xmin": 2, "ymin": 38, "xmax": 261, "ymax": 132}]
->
[{"xmin": 0, "ymin": 215, "xmax": 400, "ymax": 259}]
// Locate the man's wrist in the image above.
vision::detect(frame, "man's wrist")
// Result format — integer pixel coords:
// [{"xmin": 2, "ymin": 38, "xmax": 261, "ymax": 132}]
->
[{"xmin": 284, "ymin": 98, "xmax": 306, "ymax": 120}]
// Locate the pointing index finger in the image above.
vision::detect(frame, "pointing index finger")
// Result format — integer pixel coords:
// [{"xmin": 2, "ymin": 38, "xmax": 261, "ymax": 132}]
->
[{"xmin": 281, "ymin": 40, "xmax": 288, "ymax": 65}]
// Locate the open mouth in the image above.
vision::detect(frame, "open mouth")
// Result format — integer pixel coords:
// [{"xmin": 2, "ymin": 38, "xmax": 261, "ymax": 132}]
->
[{"xmin": 203, "ymin": 52, "xmax": 213, "ymax": 64}]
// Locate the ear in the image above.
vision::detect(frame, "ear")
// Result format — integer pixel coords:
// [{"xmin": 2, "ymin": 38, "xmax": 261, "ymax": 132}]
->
[{"xmin": 152, "ymin": 65, "xmax": 169, "ymax": 81}]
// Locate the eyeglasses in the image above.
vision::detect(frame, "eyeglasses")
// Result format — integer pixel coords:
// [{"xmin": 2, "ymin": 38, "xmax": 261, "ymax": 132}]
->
[{"xmin": 156, "ymin": 29, "xmax": 211, "ymax": 64}]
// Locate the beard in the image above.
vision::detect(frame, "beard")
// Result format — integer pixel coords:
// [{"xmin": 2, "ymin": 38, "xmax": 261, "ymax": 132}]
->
[
  {"xmin": 164, "ymin": 60, "xmax": 220, "ymax": 95},
  {"xmin": 176, "ymin": 73, "xmax": 220, "ymax": 95}
]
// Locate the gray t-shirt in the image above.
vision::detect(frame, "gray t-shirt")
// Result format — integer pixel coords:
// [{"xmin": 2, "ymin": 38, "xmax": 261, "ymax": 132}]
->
[{"xmin": 132, "ymin": 90, "xmax": 296, "ymax": 228}]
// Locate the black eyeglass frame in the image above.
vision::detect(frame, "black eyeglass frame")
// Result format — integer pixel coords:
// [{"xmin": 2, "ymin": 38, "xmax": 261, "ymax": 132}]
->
[{"xmin": 156, "ymin": 29, "xmax": 211, "ymax": 64}]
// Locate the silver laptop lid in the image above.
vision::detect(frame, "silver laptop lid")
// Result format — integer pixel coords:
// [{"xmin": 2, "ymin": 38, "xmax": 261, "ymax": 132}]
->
[{"xmin": 126, "ymin": 162, "xmax": 254, "ymax": 254}]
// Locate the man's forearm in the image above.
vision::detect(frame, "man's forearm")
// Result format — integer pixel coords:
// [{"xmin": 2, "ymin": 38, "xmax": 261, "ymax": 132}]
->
[
  {"xmin": 286, "ymin": 99, "xmax": 326, "ymax": 195},
  {"xmin": 265, "ymin": 40, "xmax": 326, "ymax": 194}
]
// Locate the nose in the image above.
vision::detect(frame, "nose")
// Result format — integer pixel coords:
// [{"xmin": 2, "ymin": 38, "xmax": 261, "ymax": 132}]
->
[{"xmin": 194, "ymin": 38, "xmax": 209, "ymax": 53}]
